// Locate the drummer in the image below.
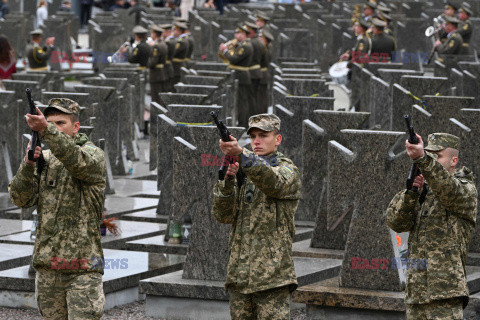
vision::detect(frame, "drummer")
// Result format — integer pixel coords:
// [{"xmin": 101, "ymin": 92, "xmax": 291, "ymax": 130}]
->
[{"xmin": 340, "ymin": 17, "xmax": 371, "ymax": 63}]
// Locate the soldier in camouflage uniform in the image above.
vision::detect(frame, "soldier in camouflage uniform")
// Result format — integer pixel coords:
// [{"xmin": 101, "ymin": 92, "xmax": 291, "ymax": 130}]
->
[
  {"xmin": 212, "ymin": 114, "xmax": 301, "ymax": 320},
  {"xmin": 386, "ymin": 133, "xmax": 477, "ymax": 320},
  {"xmin": 9, "ymin": 98, "xmax": 106, "ymax": 320}
]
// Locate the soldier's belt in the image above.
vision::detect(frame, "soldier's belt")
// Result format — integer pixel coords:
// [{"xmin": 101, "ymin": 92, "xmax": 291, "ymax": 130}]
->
[
  {"xmin": 185, "ymin": 58, "xmax": 191, "ymax": 61},
  {"xmin": 137, "ymin": 66, "xmax": 146, "ymax": 70},
  {"xmin": 172, "ymin": 58, "xmax": 187, "ymax": 62},
  {"xmin": 29, "ymin": 66, "xmax": 48, "ymax": 71},
  {"xmin": 462, "ymin": 43, "xmax": 469, "ymax": 47},
  {"xmin": 228, "ymin": 64, "xmax": 250, "ymax": 71},
  {"xmin": 260, "ymin": 67, "xmax": 268, "ymax": 72},
  {"xmin": 249, "ymin": 64, "xmax": 261, "ymax": 70},
  {"xmin": 155, "ymin": 64, "xmax": 164, "ymax": 68},
  {"xmin": 166, "ymin": 60, "xmax": 172, "ymax": 64}
]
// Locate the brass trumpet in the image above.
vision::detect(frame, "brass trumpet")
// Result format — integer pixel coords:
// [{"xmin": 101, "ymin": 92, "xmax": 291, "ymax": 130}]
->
[{"xmin": 218, "ymin": 39, "xmax": 239, "ymax": 63}]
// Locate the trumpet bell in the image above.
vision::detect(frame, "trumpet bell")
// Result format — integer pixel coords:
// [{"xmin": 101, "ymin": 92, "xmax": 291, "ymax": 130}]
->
[{"xmin": 425, "ymin": 26, "xmax": 435, "ymax": 37}]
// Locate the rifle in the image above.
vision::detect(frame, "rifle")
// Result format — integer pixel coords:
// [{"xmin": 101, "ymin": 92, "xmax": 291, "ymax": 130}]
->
[
  {"xmin": 404, "ymin": 114, "xmax": 421, "ymax": 191},
  {"xmin": 210, "ymin": 111, "xmax": 245, "ymax": 188},
  {"xmin": 26, "ymin": 88, "xmax": 45, "ymax": 173}
]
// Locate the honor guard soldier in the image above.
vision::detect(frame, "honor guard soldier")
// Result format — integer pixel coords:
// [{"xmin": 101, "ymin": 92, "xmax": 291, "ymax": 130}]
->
[
  {"xmin": 380, "ymin": 12, "xmax": 394, "ymax": 36},
  {"xmin": 340, "ymin": 18, "xmax": 371, "ymax": 62},
  {"xmin": 121, "ymin": 25, "xmax": 151, "ymax": 69},
  {"xmin": 245, "ymin": 21, "xmax": 264, "ymax": 115},
  {"xmin": 160, "ymin": 23, "xmax": 175, "ymax": 92},
  {"xmin": 171, "ymin": 21, "xmax": 189, "ymax": 85},
  {"xmin": 434, "ymin": 15, "xmax": 463, "ymax": 55},
  {"xmin": 26, "ymin": 29, "xmax": 55, "ymax": 71},
  {"xmin": 147, "ymin": 24, "xmax": 168, "ymax": 103},
  {"xmin": 219, "ymin": 24, "xmax": 253, "ymax": 127},
  {"xmin": 363, "ymin": 1, "xmax": 376, "ymax": 22},
  {"xmin": 255, "ymin": 11, "xmax": 271, "ymax": 32},
  {"xmin": 258, "ymin": 29, "xmax": 274, "ymax": 114},
  {"xmin": 213, "ymin": 113, "xmax": 301, "ymax": 320},
  {"xmin": 174, "ymin": 18, "xmax": 194, "ymax": 66},
  {"xmin": 370, "ymin": 17, "xmax": 396, "ymax": 61},
  {"xmin": 439, "ymin": 1, "xmax": 458, "ymax": 43},
  {"xmin": 458, "ymin": 5, "xmax": 473, "ymax": 55}
]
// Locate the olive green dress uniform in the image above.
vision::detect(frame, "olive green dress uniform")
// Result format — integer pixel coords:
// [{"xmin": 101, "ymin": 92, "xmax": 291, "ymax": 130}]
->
[
  {"xmin": 386, "ymin": 133, "xmax": 477, "ymax": 320},
  {"xmin": 172, "ymin": 34, "xmax": 189, "ymax": 85},
  {"xmin": 213, "ymin": 114, "xmax": 301, "ymax": 320},
  {"xmin": 185, "ymin": 32, "xmax": 194, "ymax": 68},
  {"xmin": 8, "ymin": 98, "xmax": 107, "ymax": 319},
  {"xmin": 26, "ymin": 42, "xmax": 53, "ymax": 70},
  {"xmin": 147, "ymin": 39, "xmax": 168, "ymax": 103},
  {"xmin": 128, "ymin": 40, "xmax": 151, "ymax": 68},
  {"xmin": 248, "ymin": 35, "xmax": 264, "ymax": 116},
  {"xmin": 258, "ymin": 42, "xmax": 272, "ymax": 114},
  {"xmin": 436, "ymin": 30, "xmax": 463, "ymax": 54},
  {"xmin": 458, "ymin": 19, "xmax": 472, "ymax": 55},
  {"xmin": 221, "ymin": 37, "xmax": 253, "ymax": 127},
  {"xmin": 349, "ymin": 33, "xmax": 371, "ymax": 61},
  {"xmin": 165, "ymin": 35, "xmax": 176, "ymax": 92}
]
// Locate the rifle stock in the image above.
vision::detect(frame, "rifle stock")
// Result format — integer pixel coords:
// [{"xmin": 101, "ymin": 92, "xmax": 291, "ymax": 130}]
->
[{"xmin": 404, "ymin": 115, "xmax": 420, "ymax": 191}]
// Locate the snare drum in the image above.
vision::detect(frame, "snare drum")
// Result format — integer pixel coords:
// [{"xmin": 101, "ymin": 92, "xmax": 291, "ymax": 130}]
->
[{"xmin": 329, "ymin": 61, "xmax": 350, "ymax": 85}]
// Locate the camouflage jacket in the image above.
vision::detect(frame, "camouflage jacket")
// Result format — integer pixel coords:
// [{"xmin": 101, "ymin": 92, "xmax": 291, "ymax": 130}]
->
[
  {"xmin": 9, "ymin": 123, "xmax": 106, "ymax": 274},
  {"xmin": 386, "ymin": 152, "xmax": 477, "ymax": 305},
  {"xmin": 212, "ymin": 148, "xmax": 301, "ymax": 294}
]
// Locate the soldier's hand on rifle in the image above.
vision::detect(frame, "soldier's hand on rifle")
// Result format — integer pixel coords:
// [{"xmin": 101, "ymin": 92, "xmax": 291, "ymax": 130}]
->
[
  {"xmin": 219, "ymin": 135, "xmax": 242, "ymax": 156},
  {"xmin": 24, "ymin": 140, "xmax": 42, "ymax": 166},
  {"xmin": 25, "ymin": 107, "xmax": 49, "ymax": 135},
  {"xmin": 226, "ymin": 162, "xmax": 239, "ymax": 179},
  {"xmin": 412, "ymin": 174, "xmax": 425, "ymax": 190},
  {"xmin": 405, "ymin": 133, "xmax": 425, "ymax": 160}
]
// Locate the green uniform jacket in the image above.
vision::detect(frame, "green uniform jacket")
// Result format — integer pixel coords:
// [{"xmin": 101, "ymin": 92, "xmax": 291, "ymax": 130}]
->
[
  {"xmin": 437, "ymin": 31, "xmax": 463, "ymax": 54},
  {"xmin": 458, "ymin": 20, "xmax": 472, "ymax": 55},
  {"xmin": 224, "ymin": 39, "xmax": 253, "ymax": 85},
  {"xmin": 349, "ymin": 34, "xmax": 371, "ymax": 61},
  {"xmin": 249, "ymin": 36, "xmax": 264, "ymax": 80},
  {"xmin": 172, "ymin": 35, "xmax": 189, "ymax": 77},
  {"xmin": 128, "ymin": 40, "xmax": 151, "ymax": 67},
  {"xmin": 9, "ymin": 124, "xmax": 107, "ymax": 274},
  {"xmin": 165, "ymin": 35, "xmax": 175, "ymax": 80},
  {"xmin": 386, "ymin": 152, "xmax": 477, "ymax": 306},
  {"xmin": 212, "ymin": 148, "xmax": 301, "ymax": 294},
  {"xmin": 259, "ymin": 43, "xmax": 272, "ymax": 85},
  {"xmin": 186, "ymin": 33, "xmax": 194, "ymax": 60},
  {"xmin": 26, "ymin": 42, "xmax": 52, "ymax": 69},
  {"xmin": 148, "ymin": 40, "xmax": 168, "ymax": 83}
]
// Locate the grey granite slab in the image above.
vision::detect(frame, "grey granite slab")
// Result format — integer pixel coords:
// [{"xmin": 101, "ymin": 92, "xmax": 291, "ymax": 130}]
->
[
  {"xmin": 369, "ymin": 76, "xmax": 391, "ymax": 130},
  {"xmin": 0, "ymin": 219, "xmax": 33, "ymax": 237},
  {"xmin": 149, "ymin": 102, "xmax": 168, "ymax": 171},
  {"xmin": 110, "ymin": 179, "xmax": 159, "ymax": 198},
  {"xmin": 377, "ymin": 69, "xmax": 423, "ymax": 86},
  {"xmin": 140, "ymin": 257, "xmax": 342, "ymax": 300},
  {"xmin": 104, "ymin": 197, "xmax": 159, "ymax": 217},
  {"xmin": 0, "ymin": 243, "xmax": 33, "ymax": 271},
  {"xmin": 121, "ymin": 209, "xmax": 168, "ymax": 224},
  {"xmin": 0, "ymin": 249, "xmax": 185, "ymax": 293},
  {"xmin": 293, "ymin": 240, "xmax": 344, "ymax": 260},
  {"xmin": 126, "ymin": 235, "xmax": 188, "ymax": 255},
  {"xmin": 400, "ymin": 75, "xmax": 450, "ymax": 97}
]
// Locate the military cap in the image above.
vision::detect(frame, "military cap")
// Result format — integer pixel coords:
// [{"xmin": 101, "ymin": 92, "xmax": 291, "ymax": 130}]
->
[
  {"xmin": 247, "ymin": 114, "xmax": 281, "ymax": 134},
  {"xmin": 44, "ymin": 98, "xmax": 80, "ymax": 117},
  {"xmin": 159, "ymin": 23, "xmax": 173, "ymax": 29},
  {"xmin": 372, "ymin": 17, "xmax": 387, "ymax": 27},
  {"xmin": 173, "ymin": 21, "xmax": 188, "ymax": 30},
  {"xmin": 260, "ymin": 28, "xmax": 274, "ymax": 41},
  {"xmin": 132, "ymin": 25, "xmax": 148, "ymax": 34},
  {"xmin": 174, "ymin": 18, "xmax": 190, "ymax": 27},
  {"xmin": 355, "ymin": 17, "xmax": 371, "ymax": 29},
  {"xmin": 245, "ymin": 21, "xmax": 259, "ymax": 31},
  {"xmin": 376, "ymin": 4, "xmax": 392, "ymax": 13},
  {"xmin": 30, "ymin": 29, "xmax": 44, "ymax": 36},
  {"xmin": 424, "ymin": 133, "xmax": 460, "ymax": 151},
  {"xmin": 444, "ymin": 15, "xmax": 460, "ymax": 25},
  {"xmin": 445, "ymin": 1, "xmax": 459, "ymax": 10},
  {"xmin": 365, "ymin": 1, "xmax": 377, "ymax": 9},
  {"xmin": 459, "ymin": 5, "xmax": 473, "ymax": 16},
  {"xmin": 380, "ymin": 12, "xmax": 392, "ymax": 21},
  {"xmin": 256, "ymin": 11, "xmax": 270, "ymax": 22},
  {"xmin": 150, "ymin": 24, "xmax": 164, "ymax": 33},
  {"xmin": 235, "ymin": 24, "xmax": 249, "ymax": 34}
]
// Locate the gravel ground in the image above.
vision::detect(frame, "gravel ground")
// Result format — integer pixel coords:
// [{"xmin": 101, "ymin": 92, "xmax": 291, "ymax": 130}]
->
[{"xmin": 0, "ymin": 301, "xmax": 307, "ymax": 320}]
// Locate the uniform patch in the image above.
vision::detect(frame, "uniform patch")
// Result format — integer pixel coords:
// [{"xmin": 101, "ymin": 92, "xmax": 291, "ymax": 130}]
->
[
  {"xmin": 153, "ymin": 49, "xmax": 158, "ymax": 56},
  {"xmin": 358, "ymin": 43, "xmax": 364, "ymax": 51},
  {"xmin": 175, "ymin": 43, "xmax": 180, "ymax": 50},
  {"xmin": 449, "ymin": 41, "xmax": 454, "ymax": 48},
  {"xmin": 133, "ymin": 48, "xmax": 138, "ymax": 55},
  {"xmin": 463, "ymin": 24, "xmax": 469, "ymax": 30},
  {"xmin": 238, "ymin": 48, "xmax": 244, "ymax": 55}
]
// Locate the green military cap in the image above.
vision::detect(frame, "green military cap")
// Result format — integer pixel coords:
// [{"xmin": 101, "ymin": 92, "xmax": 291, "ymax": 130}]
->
[
  {"xmin": 30, "ymin": 29, "xmax": 44, "ymax": 36},
  {"xmin": 151, "ymin": 24, "xmax": 164, "ymax": 33},
  {"xmin": 44, "ymin": 98, "xmax": 81, "ymax": 117},
  {"xmin": 380, "ymin": 12, "xmax": 392, "ymax": 21},
  {"xmin": 365, "ymin": 1, "xmax": 377, "ymax": 9},
  {"xmin": 247, "ymin": 113, "xmax": 281, "ymax": 134},
  {"xmin": 159, "ymin": 23, "xmax": 173, "ymax": 29},
  {"xmin": 235, "ymin": 24, "xmax": 249, "ymax": 34},
  {"xmin": 445, "ymin": 1, "xmax": 459, "ymax": 10},
  {"xmin": 376, "ymin": 4, "xmax": 391, "ymax": 13},
  {"xmin": 459, "ymin": 5, "xmax": 473, "ymax": 16},
  {"xmin": 260, "ymin": 28, "xmax": 274, "ymax": 41},
  {"xmin": 424, "ymin": 133, "xmax": 460, "ymax": 151},
  {"xmin": 372, "ymin": 17, "xmax": 387, "ymax": 27},
  {"xmin": 444, "ymin": 15, "xmax": 460, "ymax": 25},
  {"xmin": 173, "ymin": 21, "xmax": 188, "ymax": 31},
  {"xmin": 245, "ymin": 21, "xmax": 259, "ymax": 31},
  {"xmin": 133, "ymin": 25, "xmax": 148, "ymax": 34},
  {"xmin": 256, "ymin": 11, "xmax": 270, "ymax": 22},
  {"xmin": 356, "ymin": 17, "xmax": 371, "ymax": 29}
]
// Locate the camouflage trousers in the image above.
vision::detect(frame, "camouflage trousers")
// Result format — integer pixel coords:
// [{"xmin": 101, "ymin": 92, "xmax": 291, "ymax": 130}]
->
[
  {"xmin": 35, "ymin": 270, "xmax": 105, "ymax": 320},
  {"xmin": 229, "ymin": 286, "xmax": 291, "ymax": 320},
  {"xmin": 406, "ymin": 297, "xmax": 464, "ymax": 320}
]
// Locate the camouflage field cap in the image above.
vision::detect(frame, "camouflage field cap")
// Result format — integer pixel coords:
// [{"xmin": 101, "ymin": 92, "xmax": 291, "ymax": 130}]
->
[
  {"xmin": 247, "ymin": 113, "xmax": 281, "ymax": 134},
  {"xmin": 424, "ymin": 133, "xmax": 460, "ymax": 151},
  {"xmin": 44, "ymin": 98, "xmax": 80, "ymax": 117}
]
